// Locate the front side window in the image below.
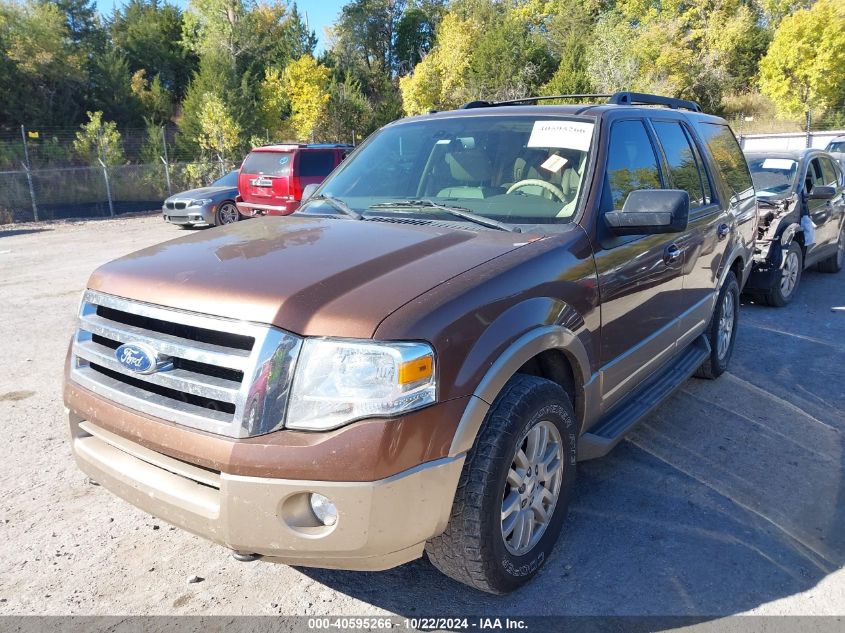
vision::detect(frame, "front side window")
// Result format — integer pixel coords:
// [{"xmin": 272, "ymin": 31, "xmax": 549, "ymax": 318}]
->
[
  {"xmin": 698, "ymin": 123, "xmax": 753, "ymax": 195},
  {"xmin": 820, "ymin": 156, "xmax": 841, "ymax": 186},
  {"xmin": 603, "ymin": 120, "xmax": 662, "ymax": 211},
  {"xmin": 652, "ymin": 121, "xmax": 709, "ymax": 208},
  {"xmin": 747, "ymin": 157, "xmax": 797, "ymax": 198},
  {"xmin": 826, "ymin": 141, "xmax": 845, "ymax": 153},
  {"xmin": 304, "ymin": 115, "xmax": 596, "ymax": 225}
]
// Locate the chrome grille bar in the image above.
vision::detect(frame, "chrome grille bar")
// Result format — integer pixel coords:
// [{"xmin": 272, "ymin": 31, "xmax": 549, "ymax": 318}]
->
[{"xmin": 70, "ymin": 290, "xmax": 302, "ymax": 438}]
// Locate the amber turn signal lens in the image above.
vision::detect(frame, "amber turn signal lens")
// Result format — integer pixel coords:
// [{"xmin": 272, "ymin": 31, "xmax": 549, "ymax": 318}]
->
[{"xmin": 398, "ymin": 354, "xmax": 433, "ymax": 384}]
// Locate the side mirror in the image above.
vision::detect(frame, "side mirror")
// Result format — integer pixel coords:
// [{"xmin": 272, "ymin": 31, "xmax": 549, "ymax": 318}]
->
[
  {"xmin": 302, "ymin": 183, "xmax": 320, "ymax": 201},
  {"xmin": 604, "ymin": 189, "xmax": 690, "ymax": 235},
  {"xmin": 809, "ymin": 185, "xmax": 836, "ymax": 200}
]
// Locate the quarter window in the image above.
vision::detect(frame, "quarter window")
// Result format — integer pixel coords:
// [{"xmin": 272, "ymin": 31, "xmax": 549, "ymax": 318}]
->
[
  {"xmin": 698, "ymin": 123, "xmax": 753, "ymax": 195},
  {"xmin": 299, "ymin": 151, "xmax": 336, "ymax": 178},
  {"xmin": 604, "ymin": 120, "xmax": 662, "ymax": 211},
  {"xmin": 653, "ymin": 121, "xmax": 709, "ymax": 208}
]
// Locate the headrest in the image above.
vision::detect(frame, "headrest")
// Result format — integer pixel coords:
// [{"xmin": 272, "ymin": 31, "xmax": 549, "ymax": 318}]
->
[{"xmin": 445, "ymin": 149, "xmax": 493, "ymax": 182}]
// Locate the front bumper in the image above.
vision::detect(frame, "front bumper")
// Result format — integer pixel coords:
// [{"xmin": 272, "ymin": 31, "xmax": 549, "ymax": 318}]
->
[
  {"xmin": 68, "ymin": 412, "xmax": 464, "ymax": 571},
  {"xmin": 162, "ymin": 204, "xmax": 215, "ymax": 226}
]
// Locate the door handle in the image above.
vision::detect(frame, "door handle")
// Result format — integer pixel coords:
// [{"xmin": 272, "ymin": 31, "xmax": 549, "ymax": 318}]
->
[
  {"xmin": 663, "ymin": 244, "xmax": 682, "ymax": 265},
  {"xmin": 717, "ymin": 223, "xmax": 730, "ymax": 240}
]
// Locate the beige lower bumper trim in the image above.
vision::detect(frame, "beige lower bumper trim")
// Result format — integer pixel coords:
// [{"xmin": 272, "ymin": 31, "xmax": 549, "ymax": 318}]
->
[{"xmin": 71, "ymin": 418, "xmax": 465, "ymax": 571}]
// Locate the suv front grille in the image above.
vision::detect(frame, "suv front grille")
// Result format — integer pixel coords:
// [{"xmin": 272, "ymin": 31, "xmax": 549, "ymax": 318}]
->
[{"xmin": 70, "ymin": 290, "xmax": 302, "ymax": 438}]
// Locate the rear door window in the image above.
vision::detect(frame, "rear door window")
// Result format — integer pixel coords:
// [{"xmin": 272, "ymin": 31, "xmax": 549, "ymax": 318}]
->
[
  {"xmin": 604, "ymin": 120, "xmax": 663, "ymax": 211},
  {"xmin": 299, "ymin": 151, "xmax": 336, "ymax": 178},
  {"xmin": 697, "ymin": 123, "xmax": 753, "ymax": 196},
  {"xmin": 242, "ymin": 151, "xmax": 292, "ymax": 176},
  {"xmin": 652, "ymin": 121, "xmax": 710, "ymax": 208}
]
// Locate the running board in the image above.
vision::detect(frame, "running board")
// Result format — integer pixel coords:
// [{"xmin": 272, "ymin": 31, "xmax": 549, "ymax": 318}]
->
[{"xmin": 578, "ymin": 335, "xmax": 710, "ymax": 460}]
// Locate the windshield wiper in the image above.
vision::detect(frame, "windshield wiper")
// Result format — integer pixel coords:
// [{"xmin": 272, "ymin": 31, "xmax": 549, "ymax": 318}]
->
[
  {"xmin": 303, "ymin": 194, "xmax": 362, "ymax": 220},
  {"xmin": 368, "ymin": 199, "xmax": 518, "ymax": 232}
]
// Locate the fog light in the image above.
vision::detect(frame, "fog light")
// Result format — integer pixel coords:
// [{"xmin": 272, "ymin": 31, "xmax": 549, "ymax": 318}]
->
[{"xmin": 309, "ymin": 493, "xmax": 338, "ymax": 526}]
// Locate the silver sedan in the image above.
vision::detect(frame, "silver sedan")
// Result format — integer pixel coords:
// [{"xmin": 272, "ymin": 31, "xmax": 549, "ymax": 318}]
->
[{"xmin": 162, "ymin": 171, "xmax": 241, "ymax": 228}]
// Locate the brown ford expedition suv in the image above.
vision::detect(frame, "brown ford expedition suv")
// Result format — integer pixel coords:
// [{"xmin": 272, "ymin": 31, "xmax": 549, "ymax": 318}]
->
[{"xmin": 65, "ymin": 92, "xmax": 756, "ymax": 594}]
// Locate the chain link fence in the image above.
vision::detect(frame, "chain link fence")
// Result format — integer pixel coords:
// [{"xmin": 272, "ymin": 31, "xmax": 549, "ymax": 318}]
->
[{"xmin": 0, "ymin": 160, "xmax": 235, "ymax": 225}]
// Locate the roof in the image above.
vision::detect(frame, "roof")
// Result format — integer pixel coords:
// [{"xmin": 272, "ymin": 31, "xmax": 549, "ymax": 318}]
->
[
  {"xmin": 744, "ymin": 149, "xmax": 822, "ymax": 161},
  {"xmin": 251, "ymin": 143, "xmax": 352, "ymax": 152}
]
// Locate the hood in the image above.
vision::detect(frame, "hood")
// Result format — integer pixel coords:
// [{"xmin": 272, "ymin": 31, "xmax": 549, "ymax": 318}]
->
[
  {"xmin": 169, "ymin": 185, "xmax": 236, "ymax": 200},
  {"xmin": 88, "ymin": 216, "xmax": 536, "ymax": 338}
]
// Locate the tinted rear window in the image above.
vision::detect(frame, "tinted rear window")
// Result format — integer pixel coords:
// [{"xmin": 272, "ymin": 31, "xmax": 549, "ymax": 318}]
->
[
  {"xmin": 698, "ymin": 123, "xmax": 753, "ymax": 195},
  {"xmin": 242, "ymin": 151, "xmax": 292, "ymax": 176},
  {"xmin": 299, "ymin": 151, "xmax": 336, "ymax": 177}
]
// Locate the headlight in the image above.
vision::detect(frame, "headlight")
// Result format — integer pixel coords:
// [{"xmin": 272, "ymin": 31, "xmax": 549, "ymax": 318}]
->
[
  {"xmin": 189, "ymin": 198, "xmax": 213, "ymax": 207},
  {"xmin": 285, "ymin": 339, "xmax": 436, "ymax": 431}
]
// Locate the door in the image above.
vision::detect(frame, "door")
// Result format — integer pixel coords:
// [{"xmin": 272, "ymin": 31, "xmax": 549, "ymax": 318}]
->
[
  {"xmin": 817, "ymin": 156, "xmax": 845, "ymax": 248},
  {"xmin": 650, "ymin": 119, "xmax": 726, "ymax": 347},
  {"xmin": 592, "ymin": 119, "xmax": 687, "ymax": 411}
]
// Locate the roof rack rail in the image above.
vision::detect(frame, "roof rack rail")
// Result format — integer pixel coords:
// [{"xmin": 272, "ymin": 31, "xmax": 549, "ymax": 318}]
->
[
  {"xmin": 459, "ymin": 94, "xmax": 612, "ymax": 109},
  {"xmin": 457, "ymin": 92, "xmax": 702, "ymax": 112},
  {"xmin": 608, "ymin": 91, "xmax": 702, "ymax": 112}
]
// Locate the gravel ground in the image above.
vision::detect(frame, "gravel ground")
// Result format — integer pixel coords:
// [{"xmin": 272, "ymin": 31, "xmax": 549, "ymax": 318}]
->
[{"xmin": 0, "ymin": 214, "xmax": 843, "ymax": 621}]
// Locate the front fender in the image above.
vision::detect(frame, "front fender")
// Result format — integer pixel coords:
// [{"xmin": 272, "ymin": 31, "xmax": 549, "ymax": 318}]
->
[{"xmin": 449, "ymin": 321, "xmax": 591, "ymax": 456}]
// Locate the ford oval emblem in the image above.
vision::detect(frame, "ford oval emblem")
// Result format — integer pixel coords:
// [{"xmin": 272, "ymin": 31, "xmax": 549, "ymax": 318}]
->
[{"xmin": 115, "ymin": 342, "xmax": 169, "ymax": 375}]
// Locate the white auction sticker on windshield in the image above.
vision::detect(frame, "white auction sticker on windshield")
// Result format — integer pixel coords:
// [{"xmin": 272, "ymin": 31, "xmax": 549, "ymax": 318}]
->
[
  {"xmin": 761, "ymin": 158, "xmax": 795, "ymax": 170},
  {"xmin": 540, "ymin": 154, "xmax": 568, "ymax": 173},
  {"xmin": 528, "ymin": 120, "xmax": 594, "ymax": 151}
]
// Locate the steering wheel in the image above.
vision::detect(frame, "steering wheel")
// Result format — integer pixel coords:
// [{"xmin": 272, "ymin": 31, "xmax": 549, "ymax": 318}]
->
[{"xmin": 506, "ymin": 179, "xmax": 566, "ymax": 202}]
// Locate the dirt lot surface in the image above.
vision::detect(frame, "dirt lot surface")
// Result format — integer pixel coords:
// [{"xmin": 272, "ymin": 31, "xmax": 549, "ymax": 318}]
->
[{"xmin": 0, "ymin": 215, "xmax": 843, "ymax": 620}]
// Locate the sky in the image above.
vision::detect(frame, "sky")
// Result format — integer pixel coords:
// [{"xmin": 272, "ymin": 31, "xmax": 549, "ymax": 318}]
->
[{"xmin": 93, "ymin": 0, "xmax": 347, "ymax": 53}]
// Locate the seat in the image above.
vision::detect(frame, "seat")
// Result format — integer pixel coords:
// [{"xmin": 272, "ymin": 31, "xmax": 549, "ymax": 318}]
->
[{"xmin": 436, "ymin": 149, "xmax": 495, "ymax": 198}]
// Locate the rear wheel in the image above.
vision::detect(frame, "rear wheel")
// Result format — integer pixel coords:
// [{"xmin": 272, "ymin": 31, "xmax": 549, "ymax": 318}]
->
[
  {"xmin": 765, "ymin": 242, "xmax": 802, "ymax": 306},
  {"xmin": 425, "ymin": 374, "xmax": 576, "ymax": 594},
  {"xmin": 696, "ymin": 271, "xmax": 739, "ymax": 380},
  {"xmin": 215, "ymin": 201, "xmax": 240, "ymax": 226},
  {"xmin": 818, "ymin": 227, "xmax": 844, "ymax": 273}
]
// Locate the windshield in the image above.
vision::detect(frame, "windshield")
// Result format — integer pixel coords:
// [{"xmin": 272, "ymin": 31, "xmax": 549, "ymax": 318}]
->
[
  {"xmin": 303, "ymin": 115, "xmax": 595, "ymax": 225},
  {"xmin": 212, "ymin": 171, "xmax": 239, "ymax": 187},
  {"xmin": 827, "ymin": 141, "xmax": 845, "ymax": 153},
  {"xmin": 747, "ymin": 157, "xmax": 797, "ymax": 197}
]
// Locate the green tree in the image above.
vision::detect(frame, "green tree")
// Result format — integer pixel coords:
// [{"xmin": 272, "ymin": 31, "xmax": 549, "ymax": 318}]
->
[
  {"xmin": 319, "ymin": 76, "xmax": 374, "ymax": 144},
  {"xmin": 139, "ymin": 118, "xmax": 165, "ymax": 163},
  {"xmin": 110, "ymin": 0, "xmax": 196, "ymax": 98},
  {"xmin": 197, "ymin": 93, "xmax": 241, "ymax": 160},
  {"xmin": 177, "ymin": 51, "xmax": 238, "ymax": 158},
  {"xmin": 3, "ymin": 0, "xmax": 87, "ymax": 125},
  {"xmin": 89, "ymin": 47, "xmax": 142, "ymax": 126},
  {"xmin": 73, "ymin": 111, "xmax": 125, "ymax": 165},
  {"xmin": 759, "ymin": 0, "xmax": 845, "ymax": 118},
  {"xmin": 131, "ymin": 70, "xmax": 172, "ymax": 124}
]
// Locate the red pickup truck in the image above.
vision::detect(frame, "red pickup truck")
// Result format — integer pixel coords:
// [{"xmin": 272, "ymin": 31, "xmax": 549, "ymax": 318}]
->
[{"xmin": 236, "ymin": 144, "xmax": 351, "ymax": 217}]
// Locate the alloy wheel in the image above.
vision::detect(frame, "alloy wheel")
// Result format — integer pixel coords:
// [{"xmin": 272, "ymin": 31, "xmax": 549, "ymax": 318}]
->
[
  {"xmin": 717, "ymin": 290, "xmax": 735, "ymax": 360},
  {"xmin": 780, "ymin": 250, "xmax": 800, "ymax": 297},
  {"xmin": 501, "ymin": 420, "xmax": 563, "ymax": 556},
  {"xmin": 218, "ymin": 203, "xmax": 239, "ymax": 225}
]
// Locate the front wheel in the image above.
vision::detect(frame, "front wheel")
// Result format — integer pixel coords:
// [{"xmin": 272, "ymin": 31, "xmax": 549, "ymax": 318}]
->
[
  {"xmin": 696, "ymin": 270, "xmax": 739, "ymax": 380},
  {"xmin": 765, "ymin": 241, "xmax": 803, "ymax": 306},
  {"xmin": 425, "ymin": 374, "xmax": 576, "ymax": 594},
  {"xmin": 215, "ymin": 201, "xmax": 240, "ymax": 226}
]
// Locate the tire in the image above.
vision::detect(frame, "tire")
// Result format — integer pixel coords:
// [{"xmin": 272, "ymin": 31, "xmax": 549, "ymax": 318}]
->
[
  {"xmin": 818, "ymin": 227, "xmax": 844, "ymax": 274},
  {"xmin": 425, "ymin": 374, "xmax": 577, "ymax": 594},
  {"xmin": 696, "ymin": 270, "xmax": 739, "ymax": 380},
  {"xmin": 764, "ymin": 242, "xmax": 802, "ymax": 307},
  {"xmin": 215, "ymin": 201, "xmax": 240, "ymax": 226}
]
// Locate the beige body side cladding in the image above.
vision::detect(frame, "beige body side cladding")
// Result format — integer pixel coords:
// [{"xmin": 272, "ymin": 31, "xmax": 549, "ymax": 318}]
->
[{"xmin": 71, "ymin": 415, "xmax": 465, "ymax": 571}]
